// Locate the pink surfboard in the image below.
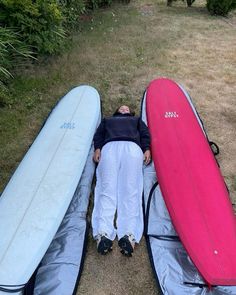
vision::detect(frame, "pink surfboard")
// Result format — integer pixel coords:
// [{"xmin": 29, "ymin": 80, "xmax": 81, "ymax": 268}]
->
[{"xmin": 146, "ymin": 78, "xmax": 236, "ymax": 286}]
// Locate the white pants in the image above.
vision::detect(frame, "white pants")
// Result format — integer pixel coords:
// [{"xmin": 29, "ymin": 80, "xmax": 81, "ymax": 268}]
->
[{"xmin": 92, "ymin": 141, "xmax": 144, "ymax": 242}]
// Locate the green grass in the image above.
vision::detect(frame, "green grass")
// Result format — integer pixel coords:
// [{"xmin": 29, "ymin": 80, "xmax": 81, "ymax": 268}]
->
[
  {"xmin": 0, "ymin": 69, "xmax": 66, "ymax": 185},
  {"xmin": 0, "ymin": 1, "xmax": 235, "ymax": 292}
]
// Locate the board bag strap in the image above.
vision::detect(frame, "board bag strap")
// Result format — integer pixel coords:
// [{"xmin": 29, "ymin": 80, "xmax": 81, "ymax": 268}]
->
[
  {"xmin": 0, "ymin": 284, "xmax": 26, "ymax": 293},
  {"xmin": 209, "ymin": 141, "xmax": 219, "ymax": 156}
]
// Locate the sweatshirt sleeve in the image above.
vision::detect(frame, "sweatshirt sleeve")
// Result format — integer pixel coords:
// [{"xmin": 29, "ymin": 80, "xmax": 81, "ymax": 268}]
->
[
  {"xmin": 93, "ymin": 118, "xmax": 106, "ymax": 150},
  {"xmin": 139, "ymin": 119, "xmax": 151, "ymax": 152}
]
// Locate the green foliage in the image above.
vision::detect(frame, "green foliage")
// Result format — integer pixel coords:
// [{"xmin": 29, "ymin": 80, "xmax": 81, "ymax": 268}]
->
[
  {"xmin": 206, "ymin": 0, "xmax": 234, "ymax": 15},
  {"xmin": 0, "ymin": 0, "xmax": 116, "ymax": 97},
  {"xmin": 0, "ymin": 0, "xmax": 115, "ymax": 57},
  {"xmin": 57, "ymin": 0, "xmax": 87, "ymax": 29},
  {"xmin": 231, "ymin": 0, "xmax": 236, "ymax": 8},
  {"xmin": 186, "ymin": 0, "xmax": 195, "ymax": 7},
  {"xmin": 0, "ymin": 0, "xmax": 65, "ymax": 54},
  {"xmin": 86, "ymin": 0, "xmax": 113, "ymax": 10},
  {"xmin": 0, "ymin": 26, "xmax": 34, "ymax": 103}
]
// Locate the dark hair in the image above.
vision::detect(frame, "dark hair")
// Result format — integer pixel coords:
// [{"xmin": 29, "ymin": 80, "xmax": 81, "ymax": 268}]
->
[{"xmin": 113, "ymin": 106, "xmax": 135, "ymax": 116}]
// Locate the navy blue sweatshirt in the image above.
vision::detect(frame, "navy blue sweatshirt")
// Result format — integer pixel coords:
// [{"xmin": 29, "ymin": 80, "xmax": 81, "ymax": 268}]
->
[{"xmin": 93, "ymin": 113, "xmax": 150, "ymax": 152}]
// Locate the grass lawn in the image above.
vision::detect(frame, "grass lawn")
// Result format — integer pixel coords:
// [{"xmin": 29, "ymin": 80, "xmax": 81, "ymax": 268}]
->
[{"xmin": 0, "ymin": 0, "xmax": 235, "ymax": 294}]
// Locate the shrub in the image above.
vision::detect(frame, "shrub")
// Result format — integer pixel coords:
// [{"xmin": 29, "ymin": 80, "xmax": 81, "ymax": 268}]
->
[
  {"xmin": 206, "ymin": 0, "xmax": 233, "ymax": 15},
  {"xmin": 86, "ymin": 0, "xmax": 113, "ymax": 10},
  {"xmin": 0, "ymin": 26, "xmax": 35, "ymax": 105},
  {"xmin": 0, "ymin": 0, "xmax": 65, "ymax": 54},
  {"xmin": 231, "ymin": 0, "xmax": 236, "ymax": 8},
  {"xmin": 0, "ymin": 26, "xmax": 34, "ymax": 81},
  {"xmin": 57, "ymin": 0, "xmax": 87, "ymax": 29},
  {"xmin": 186, "ymin": 0, "xmax": 195, "ymax": 7}
]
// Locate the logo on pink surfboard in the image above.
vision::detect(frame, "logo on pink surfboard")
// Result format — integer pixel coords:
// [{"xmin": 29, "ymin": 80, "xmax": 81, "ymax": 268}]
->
[{"xmin": 164, "ymin": 112, "xmax": 179, "ymax": 118}]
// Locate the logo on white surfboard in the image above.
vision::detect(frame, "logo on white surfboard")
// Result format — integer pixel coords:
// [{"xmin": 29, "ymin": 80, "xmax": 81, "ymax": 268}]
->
[
  {"xmin": 60, "ymin": 122, "xmax": 75, "ymax": 129},
  {"xmin": 164, "ymin": 112, "xmax": 179, "ymax": 118}
]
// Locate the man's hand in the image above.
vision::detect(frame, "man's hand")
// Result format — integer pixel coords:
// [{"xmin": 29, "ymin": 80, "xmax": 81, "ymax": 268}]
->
[
  {"xmin": 144, "ymin": 149, "xmax": 151, "ymax": 165},
  {"xmin": 93, "ymin": 149, "xmax": 101, "ymax": 163}
]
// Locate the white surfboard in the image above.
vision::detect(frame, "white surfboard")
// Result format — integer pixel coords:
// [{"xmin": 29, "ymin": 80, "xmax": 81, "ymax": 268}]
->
[{"xmin": 0, "ymin": 86, "xmax": 101, "ymax": 293}]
